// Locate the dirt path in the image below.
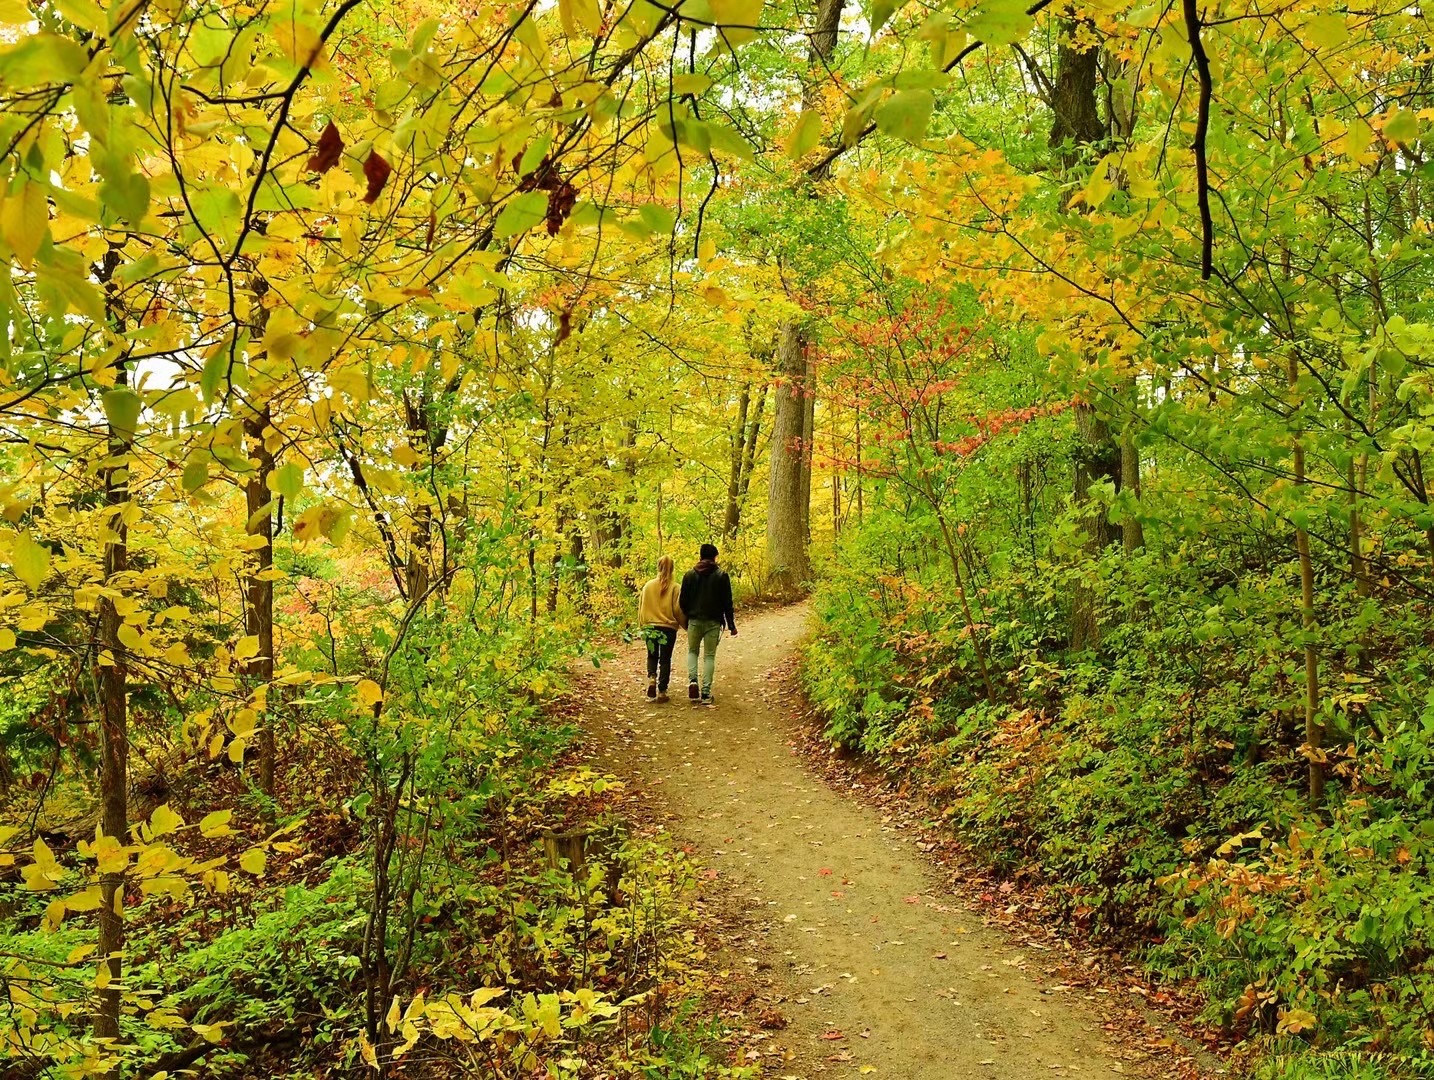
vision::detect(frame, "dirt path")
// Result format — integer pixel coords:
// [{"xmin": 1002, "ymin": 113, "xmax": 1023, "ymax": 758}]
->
[{"xmin": 583, "ymin": 604, "xmax": 1172, "ymax": 1078}]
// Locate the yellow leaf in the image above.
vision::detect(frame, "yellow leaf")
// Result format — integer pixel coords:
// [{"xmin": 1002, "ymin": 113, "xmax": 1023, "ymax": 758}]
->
[
  {"xmin": 356, "ymin": 678, "xmax": 383, "ymax": 708},
  {"xmin": 43, "ymin": 898, "xmax": 66, "ymax": 929},
  {"xmin": 234, "ymin": 635, "xmax": 260, "ymax": 661},
  {"xmin": 0, "ymin": 628, "xmax": 14, "ymax": 650},
  {"xmin": 118, "ymin": 624, "xmax": 144, "ymax": 652},
  {"xmin": 199, "ymin": 810, "xmax": 233, "ymax": 837},
  {"xmin": 229, "ymin": 708, "xmax": 257, "ymax": 738},
  {"xmin": 238, "ymin": 848, "xmax": 266, "ymax": 875},
  {"xmin": 149, "ymin": 803, "xmax": 184, "ymax": 837},
  {"xmin": 192, "ymin": 1021, "xmax": 226, "ymax": 1043},
  {"xmin": 66, "ymin": 886, "xmax": 103, "ymax": 911},
  {"xmin": 227, "ymin": 736, "xmax": 247, "ymax": 763},
  {"xmin": 207, "ymin": 731, "xmax": 226, "ymax": 760},
  {"xmin": 11, "ymin": 531, "xmax": 49, "ymax": 592},
  {"xmin": 275, "ymin": 20, "xmax": 327, "ymax": 69},
  {"xmin": 558, "ymin": 0, "xmax": 602, "ymax": 36},
  {"xmin": 359, "ymin": 1031, "xmax": 379, "ymax": 1070},
  {"xmin": 2, "ymin": 181, "xmax": 49, "ymax": 269},
  {"xmin": 386, "ymin": 994, "xmax": 402, "ymax": 1033}
]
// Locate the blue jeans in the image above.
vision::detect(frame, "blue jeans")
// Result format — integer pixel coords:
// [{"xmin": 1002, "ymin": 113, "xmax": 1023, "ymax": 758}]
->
[{"xmin": 686, "ymin": 619, "xmax": 722, "ymax": 695}]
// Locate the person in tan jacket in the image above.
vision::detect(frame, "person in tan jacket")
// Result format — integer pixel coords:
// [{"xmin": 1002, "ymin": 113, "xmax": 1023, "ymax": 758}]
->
[{"xmin": 637, "ymin": 556, "xmax": 686, "ymax": 702}]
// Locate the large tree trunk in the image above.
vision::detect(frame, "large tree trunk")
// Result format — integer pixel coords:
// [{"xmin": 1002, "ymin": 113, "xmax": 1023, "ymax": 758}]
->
[
  {"xmin": 765, "ymin": 0, "xmax": 843, "ymax": 591},
  {"xmin": 1070, "ymin": 405, "xmax": 1121, "ymax": 650},
  {"xmin": 767, "ymin": 323, "xmax": 813, "ymax": 593},
  {"xmin": 1049, "ymin": 18, "xmax": 1124, "ymax": 649}
]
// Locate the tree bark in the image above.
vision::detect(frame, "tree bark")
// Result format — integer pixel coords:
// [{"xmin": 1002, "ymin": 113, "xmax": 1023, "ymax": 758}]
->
[
  {"xmin": 801, "ymin": 359, "xmax": 816, "ymax": 544},
  {"xmin": 1120, "ymin": 379, "xmax": 1145, "ymax": 555},
  {"xmin": 94, "ymin": 248, "xmax": 128, "ymax": 1061},
  {"xmin": 1070, "ymin": 404, "xmax": 1121, "ymax": 650},
  {"xmin": 767, "ymin": 322, "xmax": 813, "ymax": 593},
  {"xmin": 243, "ymin": 406, "xmax": 277, "ymax": 801},
  {"xmin": 765, "ymin": 0, "xmax": 843, "ymax": 590},
  {"xmin": 1048, "ymin": 17, "xmax": 1124, "ymax": 649},
  {"xmin": 723, "ymin": 386, "xmax": 751, "ymax": 540},
  {"xmin": 1289, "ymin": 354, "xmax": 1323, "ymax": 807}
]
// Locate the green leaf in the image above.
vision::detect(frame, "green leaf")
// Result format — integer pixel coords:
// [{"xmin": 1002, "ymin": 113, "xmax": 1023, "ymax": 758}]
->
[
  {"xmin": 200, "ymin": 336, "xmax": 240, "ymax": 403},
  {"xmin": 519, "ymin": 134, "xmax": 552, "ymax": 177},
  {"xmin": 494, "ymin": 191, "xmax": 549, "ymax": 239},
  {"xmin": 270, "ymin": 461, "xmax": 304, "ymax": 499},
  {"xmin": 874, "ymin": 88, "xmax": 934, "ymax": 144},
  {"xmin": 638, "ymin": 204, "xmax": 675, "ymax": 234},
  {"xmin": 785, "ymin": 110, "xmax": 823, "ymax": 159},
  {"xmin": 965, "ymin": 0, "xmax": 1033, "ymax": 46},
  {"xmin": 866, "ymin": 0, "xmax": 898, "ymax": 38},
  {"xmin": 672, "ymin": 73, "xmax": 712, "ymax": 95},
  {"xmin": 1300, "ymin": 13, "xmax": 1347, "ymax": 50},
  {"xmin": 11, "ymin": 532, "xmax": 49, "ymax": 593},
  {"xmin": 102, "ymin": 387, "xmax": 141, "ymax": 441},
  {"xmin": 182, "ymin": 457, "xmax": 209, "ymax": 493},
  {"xmin": 1383, "ymin": 108, "xmax": 1420, "ymax": 145}
]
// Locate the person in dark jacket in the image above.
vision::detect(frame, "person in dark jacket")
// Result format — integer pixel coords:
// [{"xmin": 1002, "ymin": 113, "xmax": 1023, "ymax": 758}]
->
[{"xmin": 678, "ymin": 543, "xmax": 737, "ymax": 705}]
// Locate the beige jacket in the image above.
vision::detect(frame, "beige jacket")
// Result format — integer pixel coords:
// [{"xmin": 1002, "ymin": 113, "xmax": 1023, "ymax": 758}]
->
[{"xmin": 637, "ymin": 577, "xmax": 685, "ymax": 630}]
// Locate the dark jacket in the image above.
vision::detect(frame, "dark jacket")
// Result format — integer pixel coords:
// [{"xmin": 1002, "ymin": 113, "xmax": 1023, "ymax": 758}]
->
[{"xmin": 679, "ymin": 560, "xmax": 736, "ymax": 632}]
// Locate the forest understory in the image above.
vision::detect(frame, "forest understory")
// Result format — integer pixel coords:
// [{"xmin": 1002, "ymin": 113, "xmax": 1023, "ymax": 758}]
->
[{"xmin": 4, "ymin": 0, "xmax": 1433, "ymax": 1078}]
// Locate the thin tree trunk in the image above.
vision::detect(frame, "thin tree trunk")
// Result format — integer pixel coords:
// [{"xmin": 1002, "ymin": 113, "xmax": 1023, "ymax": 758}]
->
[
  {"xmin": 94, "ymin": 247, "xmax": 128, "ymax": 1061},
  {"xmin": 244, "ymin": 406, "xmax": 277, "ymax": 801},
  {"xmin": 801, "ymin": 360, "xmax": 816, "ymax": 544},
  {"xmin": 854, "ymin": 404, "xmax": 863, "ymax": 524},
  {"xmin": 724, "ymin": 386, "xmax": 751, "ymax": 540},
  {"xmin": 738, "ymin": 385, "xmax": 766, "ymax": 506},
  {"xmin": 1121, "ymin": 378, "xmax": 1144, "ymax": 555},
  {"xmin": 1288, "ymin": 354, "xmax": 1323, "ymax": 806},
  {"xmin": 767, "ymin": 322, "xmax": 813, "ymax": 593}
]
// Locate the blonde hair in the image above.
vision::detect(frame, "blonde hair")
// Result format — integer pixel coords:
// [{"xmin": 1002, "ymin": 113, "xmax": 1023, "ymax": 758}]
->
[{"xmin": 656, "ymin": 555, "xmax": 674, "ymax": 592}]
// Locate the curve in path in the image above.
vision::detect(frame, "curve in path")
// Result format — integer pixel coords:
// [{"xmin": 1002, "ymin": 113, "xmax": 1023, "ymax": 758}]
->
[{"xmin": 586, "ymin": 604, "xmax": 1158, "ymax": 1079}]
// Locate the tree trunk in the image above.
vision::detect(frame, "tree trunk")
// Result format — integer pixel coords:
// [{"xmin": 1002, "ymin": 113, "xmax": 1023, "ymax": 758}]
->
[
  {"xmin": 1289, "ymin": 354, "xmax": 1323, "ymax": 806},
  {"xmin": 765, "ymin": 0, "xmax": 843, "ymax": 589},
  {"xmin": 723, "ymin": 386, "xmax": 751, "ymax": 540},
  {"xmin": 801, "ymin": 359, "xmax": 816, "ymax": 544},
  {"xmin": 1120, "ymin": 379, "xmax": 1145, "ymax": 555},
  {"xmin": 737, "ymin": 385, "xmax": 766, "ymax": 507},
  {"xmin": 95, "ymin": 248, "xmax": 128, "ymax": 1060},
  {"xmin": 243, "ymin": 406, "xmax": 277, "ymax": 802},
  {"xmin": 1049, "ymin": 18, "xmax": 1123, "ymax": 649},
  {"xmin": 1070, "ymin": 404, "xmax": 1121, "ymax": 650},
  {"xmin": 767, "ymin": 322, "xmax": 813, "ymax": 593}
]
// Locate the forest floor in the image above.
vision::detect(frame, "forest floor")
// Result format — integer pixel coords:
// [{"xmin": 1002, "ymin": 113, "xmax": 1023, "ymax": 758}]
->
[{"xmin": 578, "ymin": 603, "xmax": 1222, "ymax": 1080}]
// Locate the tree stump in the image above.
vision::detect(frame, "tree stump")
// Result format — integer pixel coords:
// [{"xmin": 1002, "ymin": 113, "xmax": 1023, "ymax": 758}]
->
[{"xmin": 541, "ymin": 822, "xmax": 626, "ymax": 904}]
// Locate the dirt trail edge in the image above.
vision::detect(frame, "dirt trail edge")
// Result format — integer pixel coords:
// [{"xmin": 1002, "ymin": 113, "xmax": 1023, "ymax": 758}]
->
[{"xmin": 582, "ymin": 604, "xmax": 1178, "ymax": 1079}]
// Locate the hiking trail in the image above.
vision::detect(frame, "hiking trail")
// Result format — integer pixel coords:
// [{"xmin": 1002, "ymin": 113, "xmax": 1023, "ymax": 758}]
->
[{"xmin": 582, "ymin": 603, "xmax": 1202, "ymax": 1079}]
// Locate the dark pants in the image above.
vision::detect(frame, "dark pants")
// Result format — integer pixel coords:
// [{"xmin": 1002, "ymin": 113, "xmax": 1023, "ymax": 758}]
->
[{"xmin": 645, "ymin": 627, "xmax": 677, "ymax": 691}]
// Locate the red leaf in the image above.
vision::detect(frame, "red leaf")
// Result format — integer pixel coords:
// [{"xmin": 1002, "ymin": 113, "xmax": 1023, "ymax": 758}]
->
[
  {"xmin": 306, "ymin": 121, "xmax": 343, "ymax": 173},
  {"xmin": 362, "ymin": 151, "xmax": 392, "ymax": 204}
]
